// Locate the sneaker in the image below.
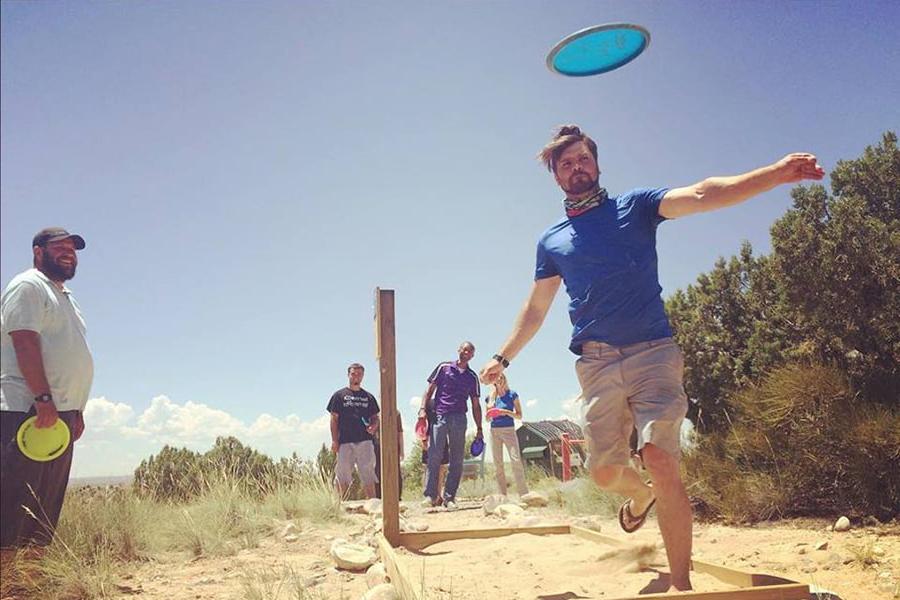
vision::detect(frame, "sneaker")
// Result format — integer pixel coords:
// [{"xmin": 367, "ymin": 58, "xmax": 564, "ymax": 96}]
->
[
  {"xmin": 444, "ymin": 499, "xmax": 458, "ymax": 512},
  {"xmin": 421, "ymin": 497, "xmax": 436, "ymax": 508}
]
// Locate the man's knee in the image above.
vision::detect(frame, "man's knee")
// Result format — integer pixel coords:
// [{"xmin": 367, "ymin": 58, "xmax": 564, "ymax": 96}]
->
[{"xmin": 641, "ymin": 444, "xmax": 680, "ymax": 480}]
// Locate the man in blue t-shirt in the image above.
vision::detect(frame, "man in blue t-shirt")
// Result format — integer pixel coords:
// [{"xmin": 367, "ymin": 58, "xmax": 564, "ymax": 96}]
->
[
  {"xmin": 418, "ymin": 341, "xmax": 482, "ymax": 510},
  {"xmin": 479, "ymin": 125, "xmax": 824, "ymax": 592}
]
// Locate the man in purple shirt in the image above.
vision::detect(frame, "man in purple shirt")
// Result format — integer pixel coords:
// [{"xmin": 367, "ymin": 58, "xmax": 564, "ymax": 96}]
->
[{"xmin": 418, "ymin": 341, "xmax": 483, "ymax": 510}]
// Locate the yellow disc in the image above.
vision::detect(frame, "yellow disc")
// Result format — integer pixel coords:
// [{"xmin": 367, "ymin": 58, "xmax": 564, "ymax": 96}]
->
[{"xmin": 16, "ymin": 416, "xmax": 71, "ymax": 462}]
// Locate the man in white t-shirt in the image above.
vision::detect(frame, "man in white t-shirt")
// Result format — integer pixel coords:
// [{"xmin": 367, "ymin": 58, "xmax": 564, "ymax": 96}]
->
[{"xmin": 1, "ymin": 227, "xmax": 94, "ymax": 576}]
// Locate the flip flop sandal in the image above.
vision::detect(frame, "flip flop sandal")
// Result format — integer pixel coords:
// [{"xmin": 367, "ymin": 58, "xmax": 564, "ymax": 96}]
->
[{"xmin": 618, "ymin": 497, "xmax": 657, "ymax": 533}]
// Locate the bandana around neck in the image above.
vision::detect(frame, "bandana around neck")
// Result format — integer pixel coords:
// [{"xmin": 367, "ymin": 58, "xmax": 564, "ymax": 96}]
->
[{"xmin": 564, "ymin": 187, "xmax": 608, "ymax": 217}]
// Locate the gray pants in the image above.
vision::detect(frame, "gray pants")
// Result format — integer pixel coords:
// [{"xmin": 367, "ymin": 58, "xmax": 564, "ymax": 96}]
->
[{"xmin": 490, "ymin": 426, "xmax": 528, "ymax": 496}]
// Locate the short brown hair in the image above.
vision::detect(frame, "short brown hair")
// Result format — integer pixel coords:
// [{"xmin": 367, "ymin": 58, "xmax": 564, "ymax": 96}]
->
[
  {"xmin": 537, "ymin": 125, "xmax": 598, "ymax": 173},
  {"xmin": 347, "ymin": 363, "xmax": 364, "ymax": 373}
]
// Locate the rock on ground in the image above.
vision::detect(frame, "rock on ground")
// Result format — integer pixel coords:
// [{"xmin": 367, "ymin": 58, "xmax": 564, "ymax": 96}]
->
[
  {"xmin": 496, "ymin": 504, "xmax": 525, "ymax": 518},
  {"xmin": 833, "ymin": 516, "xmax": 851, "ymax": 532},
  {"xmin": 520, "ymin": 491, "xmax": 549, "ymax": 507},
  {"xmin": 481, "ymin": 494, "xmax": 505, "ymax": 515},
  {"xmin": 362, "ymin": 583, "xmax": 399, "ymax": 600},
  {"xmin": 364, "ymin": 499, "xmax": 384, "ymax": 516},
  {"xmin": 366, "ymin": 563, "xmax": 388, "ymax": 588},
  {"xmin": 399, "ymin": 519, "xmax": 428, "ymax": 532},
  {"xmin": 330, "ymin": 540, "xmax": 377, "ymax": 571},
  {"xmin": 279, "ymin": 522, "xmax": 299, "ymax": 539}
]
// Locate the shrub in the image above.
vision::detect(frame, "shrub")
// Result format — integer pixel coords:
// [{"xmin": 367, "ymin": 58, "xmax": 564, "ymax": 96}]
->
[
  {"xmin": 684, "ymin": 363, "xmax": 900, "ymax": 522},
  {"xmin": 132, "ymin": 445, "xmax": 204, "ymax": 502},
  {"xmin": 133, "ymin": 437, "xmax": 299, "ymax": 502}
]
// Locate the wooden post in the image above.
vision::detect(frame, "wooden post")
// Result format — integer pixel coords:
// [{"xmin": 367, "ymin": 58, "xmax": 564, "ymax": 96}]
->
[
  {"xmin": 375, "ymin": 288, "xmax": 400, "ymax": 546},
  {"xmin": 561, "ymin": 433, "xmax": 571, "ymax": 482}
]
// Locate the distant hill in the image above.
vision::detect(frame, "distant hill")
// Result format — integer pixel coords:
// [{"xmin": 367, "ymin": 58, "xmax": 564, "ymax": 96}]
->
[{"xmin": 69, "ymin": 475, "xmax": 132, "ymax": 488}]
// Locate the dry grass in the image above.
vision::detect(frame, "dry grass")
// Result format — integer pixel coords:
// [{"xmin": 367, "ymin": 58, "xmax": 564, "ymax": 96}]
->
[
  {"xmin": 14, "ymin": 467, "xmax": 345, "ymax": 598},
  {"xmin": 683, "ymin": 363, "xmax": 900, "ymax": 523},
  {"xmin": 240, "ymin": 564, "xmax": 339, "ymax": 600}
]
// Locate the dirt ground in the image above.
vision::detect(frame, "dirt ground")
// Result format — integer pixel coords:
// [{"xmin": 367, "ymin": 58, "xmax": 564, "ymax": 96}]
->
[{"xmin": 117, "ymin": 498, "xmax": 899, "ymax": 600}]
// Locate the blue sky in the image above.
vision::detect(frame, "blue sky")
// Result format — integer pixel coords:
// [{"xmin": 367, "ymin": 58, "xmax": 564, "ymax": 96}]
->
[{"xmin": 2, "ymin": 1, "xmax": 898, "ymax": 477}]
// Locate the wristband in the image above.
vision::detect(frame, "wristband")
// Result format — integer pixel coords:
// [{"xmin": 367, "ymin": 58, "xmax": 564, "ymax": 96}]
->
[{"xmin": 492, "ymin": 354, "xmax": 510, "ymax": 368}]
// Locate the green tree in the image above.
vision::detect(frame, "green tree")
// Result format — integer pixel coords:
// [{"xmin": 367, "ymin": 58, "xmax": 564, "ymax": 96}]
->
[
  {"xmin": 132, "ymin": 445, "xmax": 203, "ymax": 502},
  {"xmin": 666, "ymin": 244, "xmax": 791, "ymax": 432},
  {"xmin": 769, "ymin": 132, "xmax": 899, "ymax": 403},
  {"xmin": 201, "ymin": 436, "xmax": 277, "ymax": 494},
  {"xmin": 669, "ymin": 131, "xmax": 899, "ymax": 432},
  {"xmin": 315, "ymin": 442, "xmax": 336, "ymax": 482}
]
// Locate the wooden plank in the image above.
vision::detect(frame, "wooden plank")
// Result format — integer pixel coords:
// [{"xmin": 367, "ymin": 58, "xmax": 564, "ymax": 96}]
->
[
  {"xmin": 398, "ymin": 524, "xmax": 571, "ymax": 550},
  {"xmin": 375, "ymin": 288, "xmax": 400, "ymax": 546},
  {"xmin": 571, "ymin": 527, "xmax": 809, "ymax": 598},
  {"xmin": 377, "ymin": 533, "xmax": 420, "ymax": 600},
  {"xmin": 569, "ymin": 524, "xmax": 634, "ymax": 548},
  {"xmin": 606, "ymin": 583, "xmax": 810, "ymax": 599},
  {"xmin": 692, "ymin": 558, "xmax": 754, "ymax": 586}
]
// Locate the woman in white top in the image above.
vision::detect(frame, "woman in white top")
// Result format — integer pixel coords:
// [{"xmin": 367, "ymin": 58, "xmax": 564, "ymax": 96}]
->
[{"xmin": 485, "ymin": 374, "xmax": 529, "ymax": 497}]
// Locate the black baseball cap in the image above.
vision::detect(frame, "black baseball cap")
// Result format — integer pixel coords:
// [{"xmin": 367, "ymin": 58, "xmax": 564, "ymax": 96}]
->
[{"xmin": 32, "ymin": 227, "xmax": 86, "ymax": 250}]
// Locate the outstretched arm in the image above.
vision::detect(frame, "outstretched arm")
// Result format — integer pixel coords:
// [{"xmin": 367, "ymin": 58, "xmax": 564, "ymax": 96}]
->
[
  {"xmin": 480, "ymin": 276, "xmax": 561, "ymax": 384},
  {"xmin": 659, "ymin": 153, "xmax": 825, "ymax": 219}
]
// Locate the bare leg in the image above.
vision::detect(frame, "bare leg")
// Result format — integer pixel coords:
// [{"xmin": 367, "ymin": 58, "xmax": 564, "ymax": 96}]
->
[
  {"xmin": 642, "ymin": 444, "xmax": 692, "ymax": 591},
  {"xmin": 590, "ymin": 463, "xmax": 655, "ymax": 515}
]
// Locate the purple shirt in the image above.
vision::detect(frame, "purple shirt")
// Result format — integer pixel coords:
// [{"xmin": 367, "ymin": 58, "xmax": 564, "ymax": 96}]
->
[{"xmin": 428, "ymin": 361, "xmax": 480, "ymax": 415}]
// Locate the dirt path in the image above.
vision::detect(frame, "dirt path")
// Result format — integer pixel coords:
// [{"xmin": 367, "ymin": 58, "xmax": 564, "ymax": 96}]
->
[{"xmin": 117, "ymin": 499, "xmax": 899, "ymax": 599}]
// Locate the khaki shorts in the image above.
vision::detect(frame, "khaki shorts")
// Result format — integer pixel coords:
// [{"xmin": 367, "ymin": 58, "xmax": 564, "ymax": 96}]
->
[
  {"xmin": 335, "ymin": 440, "xmax": 377, "ymax": 486},
  {"xmin": 575, "ymin": 337, "xmax": 688, "ymax": 469}
]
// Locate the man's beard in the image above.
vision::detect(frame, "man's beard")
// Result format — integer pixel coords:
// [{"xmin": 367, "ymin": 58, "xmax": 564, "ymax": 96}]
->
[
  {"xmin": 41, "ymin": 256, "xmax": 76, "ymax": 281},
  {"xmin": 564, "ymin": 172, "xmax": 599, "ymax": 196}
]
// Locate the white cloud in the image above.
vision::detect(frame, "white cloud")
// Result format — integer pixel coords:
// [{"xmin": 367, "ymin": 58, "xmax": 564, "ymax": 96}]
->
[
  {"xmin": 137, "ymin": 395, "xmax": 244, "ymax": 443},
  {"xmin": 558, "ymin": 394, "xmax": 583, "ymax": 422},
  {"xmin": 82, "ymin": 396, "xmax": 134, "ymax": 431},
  {"xmin": 71, "ymin": 394, "xmax": 335, "ymax": 478},
  {"xmin": 408, "ymin": 396, "xmax": 421, "ymax": 408},
  {"xmin": 525, "ymin": 398, "xmax": 538, "ymax": 408}
]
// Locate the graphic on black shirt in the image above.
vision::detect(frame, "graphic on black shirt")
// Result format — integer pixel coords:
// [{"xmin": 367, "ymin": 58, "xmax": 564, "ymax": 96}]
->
[{"xmin": 327, "ymin": 387, "xmax": 380, "ymax": 444}]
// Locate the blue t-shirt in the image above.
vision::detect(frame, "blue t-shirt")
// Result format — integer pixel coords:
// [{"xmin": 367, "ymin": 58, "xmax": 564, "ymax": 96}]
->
[
  {"xmin": 535, "ymin": 187, "xmax": 672, "ymax": 354},
  {"xmin": 428, "ymin": 361, "xmax": 480, "ymax": 415},
  {"xmin": 488, "ymin": 390, "xmax": 517, "ymax": 428}
]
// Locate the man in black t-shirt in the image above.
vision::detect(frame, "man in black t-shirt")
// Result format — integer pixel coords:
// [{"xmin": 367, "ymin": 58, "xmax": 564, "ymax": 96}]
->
[{"xmin": 327, "ymin": 363, "xmax": 380, "ymax": 498}]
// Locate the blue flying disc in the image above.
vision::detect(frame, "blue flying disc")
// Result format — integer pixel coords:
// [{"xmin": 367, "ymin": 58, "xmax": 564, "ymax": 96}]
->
[
  {"xmin": 470, "ymin": 437, "xmax": 485, "ymax": 457},
  {"xmin": 547, "ymin": 23, "xmax": 650, "ymax": 77}
]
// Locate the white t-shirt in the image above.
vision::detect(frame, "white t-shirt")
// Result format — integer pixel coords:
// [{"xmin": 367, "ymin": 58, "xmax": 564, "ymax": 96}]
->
[{"xmin": 1, "ymin": 268, "xmax": 94, "ymax": 412}]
